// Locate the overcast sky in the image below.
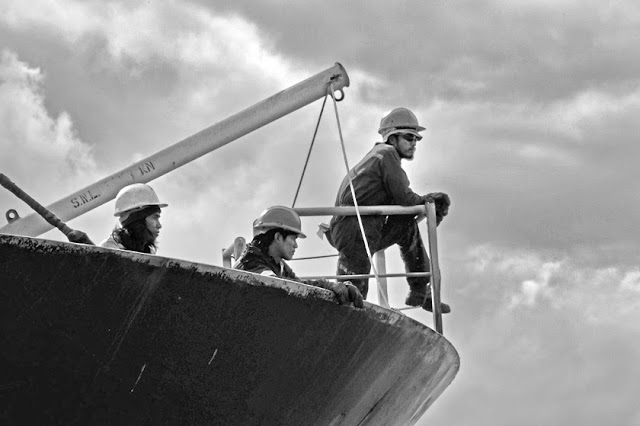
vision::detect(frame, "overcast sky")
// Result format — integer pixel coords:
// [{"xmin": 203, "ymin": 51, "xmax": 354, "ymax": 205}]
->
[{"xmin": 2, "ymin": 1, "xmax": 640, "ymax": 425}]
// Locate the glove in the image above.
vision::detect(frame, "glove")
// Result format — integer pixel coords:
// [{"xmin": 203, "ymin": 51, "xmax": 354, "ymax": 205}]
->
[
  {"xmin": 323, "ymin": 280, "xmax": 364, "ymax": 308},
  {"xmin": 426, "ymin": 192, "xmax": 451, "ymax": 225},
  {"xmin": 67, "ymin": 229, "xmax": 95, "ymax": 245},
  {"xmin": 344, "ymin": 281, "xmax": 364, "ymax": 308}
]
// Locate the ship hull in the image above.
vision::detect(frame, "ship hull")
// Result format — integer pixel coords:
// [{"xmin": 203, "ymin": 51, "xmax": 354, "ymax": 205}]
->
[{"xmin": 0, "ymin": 234, "xmax": 459, "ymax": 425}]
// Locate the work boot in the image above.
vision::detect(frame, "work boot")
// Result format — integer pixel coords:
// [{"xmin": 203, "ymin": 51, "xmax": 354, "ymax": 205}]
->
[
  {"xmin": 405, "ymin": 289, "xmax": 427, "ymax": 307},
  {"xmin": 423, "ymin": 297, "xmax": 451, "ymax": 314},
  {"xmin": 405, "ymin": 289, "xmax": 451, "ymax": 313}
]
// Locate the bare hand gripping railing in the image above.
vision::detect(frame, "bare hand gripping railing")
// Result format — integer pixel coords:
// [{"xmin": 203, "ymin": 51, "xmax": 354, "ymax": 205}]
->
[{"xmin": 222, "ymin": 202, "xmax": 444, "ymax": 334}]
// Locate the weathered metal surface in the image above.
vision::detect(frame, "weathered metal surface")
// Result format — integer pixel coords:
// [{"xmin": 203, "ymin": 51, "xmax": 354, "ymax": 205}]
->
[{"xmin": 0, "ymin": 234, "xmax": 459, "ymax": 425}]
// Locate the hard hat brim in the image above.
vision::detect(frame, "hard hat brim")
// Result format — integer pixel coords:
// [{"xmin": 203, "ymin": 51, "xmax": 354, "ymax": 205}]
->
[
  {"xmin": 114, "ymin": 202, "xmax": 168, "ymax": 217},
  {"xmin": 253, "ymin": 224, "xmax": 306, "ymax": 239}
]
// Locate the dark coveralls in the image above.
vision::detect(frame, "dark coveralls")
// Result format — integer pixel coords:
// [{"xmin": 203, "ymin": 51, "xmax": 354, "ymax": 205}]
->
[
  {"xmin": 234, "ymin": 243, "xmax": 340, "ymax": 293},
  {"xmin": 234, "ymin": 243, "xmax": 299, "ymax": 280},
  {"xmin": 328, "ymin": 143, "xmax": 430, "ymax": 299}
]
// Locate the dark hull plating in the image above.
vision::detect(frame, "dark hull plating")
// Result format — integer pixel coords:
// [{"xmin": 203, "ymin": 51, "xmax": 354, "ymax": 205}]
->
[{"xmin": 0, "ymin": 234, "xmax": 459, "ymax": 425}]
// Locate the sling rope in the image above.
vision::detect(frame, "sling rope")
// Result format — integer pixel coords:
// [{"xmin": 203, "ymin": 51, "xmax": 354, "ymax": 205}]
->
[
  {"xmin": 328, "ymin": 82, "xmax": 388, "ymax": 308},
  {"xmin": 291, "ymin": 95, "xmax": 328, "ymax": 208},
  {"xmin": 290, "ymin": 253, "xmax": 339, "ymax": 261}
]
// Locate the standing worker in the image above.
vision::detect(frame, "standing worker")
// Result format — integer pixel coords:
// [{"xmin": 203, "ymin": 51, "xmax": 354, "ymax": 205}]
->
[
  {"xmin": 328, "ymin": 107, "xmax": 452, "ymax": 313},
  {"xmin": 235, "ymin": 206, "xmax": 364, "ymax": 308},
  {"xmin": 100, "ymin": 183, "xmax": 168, "ymax": 254}
]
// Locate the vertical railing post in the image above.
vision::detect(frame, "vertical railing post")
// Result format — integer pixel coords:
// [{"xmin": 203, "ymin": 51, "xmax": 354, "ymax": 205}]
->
[
  {"xmin": 222, "ymin": 237, "xmax": 246, "ymax": 268},
  {"xmin": 374, "ymin": 251, "xmax": 390, "ymax": 308},
  {"xmin": 424, "ymin": 202, "xmax": 443, "ymax": 334},
  {"xmin": 233, "ymin": 237, "xmax": 247, "ymax": 261}
]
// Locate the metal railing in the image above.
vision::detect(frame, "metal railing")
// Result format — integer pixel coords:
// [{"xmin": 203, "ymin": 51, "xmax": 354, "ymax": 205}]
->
[
  {"xmin": 222, "ymin": 202, "xmax": 444, "ymax": 334},
  {"xmin": 222, "ymin": 236, "xmax": 247, "ymax": 268}
]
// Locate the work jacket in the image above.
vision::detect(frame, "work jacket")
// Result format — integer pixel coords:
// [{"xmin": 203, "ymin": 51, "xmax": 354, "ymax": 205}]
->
[
  {"xmin": 233, "ymin": 243, "xmax": 298, "ymax": 280},
  {"xmin": 234, "ymin": 244, "xmax": 342, "ymax": 294},
  {"xmin": 99, "ymin": 234, "xmax": 157, "ymax": 254},
  {"xmin": 100, "ymin": 235, "xmax": 125, "ymax": 250},
  {"xmin": 331, "ymin": 143, "xmax": 428, "ymax": 227}
]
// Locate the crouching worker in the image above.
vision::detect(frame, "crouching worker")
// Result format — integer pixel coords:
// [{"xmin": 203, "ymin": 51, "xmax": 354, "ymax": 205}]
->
[
  {"xmin": 234, "ymin": 206, "xmax": 364, "ymax": 309},
  {"xmin": 100, "ymin": 183, "xmax": 168, "ymax": 254},
  {"xmin": 329, "ymin": 107, "xmax": 451, "ymax": 314}
]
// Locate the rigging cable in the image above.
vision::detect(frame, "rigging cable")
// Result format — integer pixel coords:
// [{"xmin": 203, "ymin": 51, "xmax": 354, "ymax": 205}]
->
[
  {"xmin": 291, "ymin": 94, "xmax": 328, "ymax": 208},
  {"xmin": 328, "ymin": 82, "xmax": 388, "ymax": 308}
]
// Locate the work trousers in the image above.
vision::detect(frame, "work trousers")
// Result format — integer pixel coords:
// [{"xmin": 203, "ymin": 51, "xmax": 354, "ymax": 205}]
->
[{"xmin": 329, "ymin": 215, "xmax": 430, "ymax": 299}]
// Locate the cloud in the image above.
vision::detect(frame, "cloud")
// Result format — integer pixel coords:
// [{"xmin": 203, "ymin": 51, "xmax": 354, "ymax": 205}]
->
[
  {"xmin": 416, "ymin": 244, "xmax": 640, "ymax": 425},
  {"xmin": 449, "ymin": 244, "xmax": 640, "ymax": 322},
  {"xmin": 621, "ymin": 269, "xmax": 640, "ymax": 293},
  {"xmin": 0, "ymin": 50, "xmax": 98, "ymax": 198},
  {"xmin": 509, "ymin": 261, "xmax": 561, "ymax": 307},
  {"xmin": 190, "ymin": 0, "xmax": 640, "ymax": 105},
  {"xmin": 417, "ymin": 83, "xmax": 640, "ymax": 267},
  {"xmin": 0, "ymin": 0, "xmax": 303, "ymax": 161},
  {"xmin": 0, "ymin": 0, "xmax": 322, "ymax": 249}
]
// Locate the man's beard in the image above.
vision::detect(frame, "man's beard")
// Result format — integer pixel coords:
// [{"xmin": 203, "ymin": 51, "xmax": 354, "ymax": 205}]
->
[{"xmin": 400, "ymin": 151, "xmax": 414, "ymax": 160}]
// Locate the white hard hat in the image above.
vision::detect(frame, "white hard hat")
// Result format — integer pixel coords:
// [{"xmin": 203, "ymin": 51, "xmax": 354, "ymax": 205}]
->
[
  {"xmin": 253, "ymin": 205, "xmax": 306, "ymax": 238},
  {"xmin": 113, "ymin": 183, "xmax": 168, "ymax": 217},
  {"xmin": 378, "ymin": 107, "xmax": 425, "ymax": 142}
]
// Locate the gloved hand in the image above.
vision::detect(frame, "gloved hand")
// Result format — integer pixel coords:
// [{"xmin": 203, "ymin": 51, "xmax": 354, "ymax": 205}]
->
[
  {"xmin": 344, "ymin": 281, "xmax": 364, "ymax": 308},
  {"xmin": 325, "ymin": 280, "xmax": 364, "ymax": 308},
  {"xmin": 425, "ymin": 192, "xmax": 451, "ymax": 225},
  {"xmin": 67, "ymin": 229, "xmax": 95, "ymax": 245}
]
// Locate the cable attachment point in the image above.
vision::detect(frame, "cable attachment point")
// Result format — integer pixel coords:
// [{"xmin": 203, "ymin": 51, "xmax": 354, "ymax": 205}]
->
[
  {"xmin": 6, "ymin": 209, "xmax": 19, "ymax": 223},
  {"xmin": 327, "ymin": 79, "xmax": 345, "ymax": 102}
]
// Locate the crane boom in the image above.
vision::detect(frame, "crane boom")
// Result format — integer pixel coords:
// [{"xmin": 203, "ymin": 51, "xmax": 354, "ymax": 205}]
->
[{"xmin": 1, "ymin": 63, "xmax": 349, "ymax": 237}]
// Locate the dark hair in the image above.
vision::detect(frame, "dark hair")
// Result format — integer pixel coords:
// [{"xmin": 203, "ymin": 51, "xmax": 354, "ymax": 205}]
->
[
  {"xmin": 252, "ymin": 228, "xmax": 298, "ymax": 253},
  {"xmin": 111, "ymin": 219, "xmax": 157, "ymax": 253},
  {"xmin": 122, "ymin": 205, "xmax": 161, "ymax": 227}
]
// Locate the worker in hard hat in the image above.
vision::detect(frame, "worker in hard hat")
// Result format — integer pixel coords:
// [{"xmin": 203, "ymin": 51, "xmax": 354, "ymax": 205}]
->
[
  {"xmin": 100, "ymin": 183, "xmax": 168, "ymax": 254},
  {"xmin": 328, "ymin": 107, "xmax": 452, "ymax": 313},
  {"xmin": 234, "ymin": 206, "xmax": 364, "ymax": 308}
]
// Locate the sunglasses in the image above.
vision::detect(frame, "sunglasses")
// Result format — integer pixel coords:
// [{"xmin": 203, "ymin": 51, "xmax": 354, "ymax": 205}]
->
[{"xmin": 400, "ymin": 134, "xmax": 419, "ymax": 143}]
